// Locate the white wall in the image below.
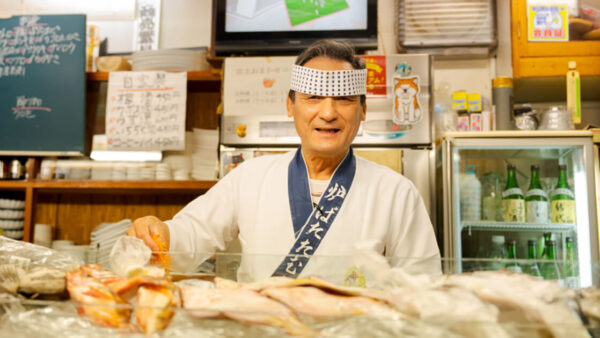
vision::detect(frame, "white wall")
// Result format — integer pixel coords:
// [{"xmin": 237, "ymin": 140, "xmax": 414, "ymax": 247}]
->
[{"xmin": 159, "ymin": 0, "xmax": 212, "ymax": 49}]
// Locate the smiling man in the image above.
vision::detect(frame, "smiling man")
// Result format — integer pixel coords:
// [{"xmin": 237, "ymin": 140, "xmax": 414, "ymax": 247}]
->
[{"xmin": 127, "ymin": 40, "xmax": 441, "ymax": 283}]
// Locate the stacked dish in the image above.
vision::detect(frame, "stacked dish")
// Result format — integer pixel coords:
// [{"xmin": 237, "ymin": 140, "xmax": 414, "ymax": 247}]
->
[
  {"xmin": 131, "ymin": 49, "xmax": 210, "ymax": 71},
  {"xmin": 156, "ymin": 163, "xmax": 171, "ymax": 180},
  {"xmin": 191, "ymin": 128, "xmax": 219, "ymax": 180},
  {"xmin": 0, "ymin": 198, "xmax": 25, "ymax": 240},
  {"xmin": 89, "ymin": 219, "xmax": 132, "ymax": 268}
]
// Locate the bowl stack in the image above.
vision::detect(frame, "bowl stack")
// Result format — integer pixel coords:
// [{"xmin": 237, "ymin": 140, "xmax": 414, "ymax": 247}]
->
[
  {"xmin": 131, "ymin": 49, "xmax": 210, "ymax": 71},
  {"xmin": 89, "ymin": 219, "xmax": 132, "ymax": 268},
  {"xmin": 0, "ymin": 198, "xmax": 25, "ymax": 240}
]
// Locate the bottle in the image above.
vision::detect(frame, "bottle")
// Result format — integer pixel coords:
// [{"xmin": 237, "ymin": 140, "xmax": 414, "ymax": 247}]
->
[
  {"xmin": 566, "ymin": 61, "xmax": 581, "ymax": 125},
  {"xmin": 525, "ymin": 165, "xmax": 548, "ymax": 223},
  {"xmin": 539, "ymin": 232, "xmax": 552, "ymax": 259},
  {"xmin": 502, "ymin": 164, "xmax": 525, "ymax": 222},
  {"xmin": 551, "ymin": 165, "xmax": 576, "ymax": 224},
  {"xmin": 523, "ymin": 239, "xmax": 542, "ymax": 279},
  {"xmin": 459, "ymin": 165, "xmax": 481, "ymax": 221},
  {"xmin": 540, "ymin": 240, "xmax": 564, "ymax": 286},
  {"xmin": 489, "ymin": 235, "xmax": 507, "ymax": 271},
  {"xmin": 481, "ymin": 172, "xmax": 503, "ymax": 221},
  {"xmin": 506, "ymin": 239, "xmax": 522, "ymax": 273},
  {"xmin": 492, "ymin": 77, "xmax": 514, "ymax": 130},
  {"xmin": 564, "ymin": 237, "xmax": 579, "ymax": 289}
]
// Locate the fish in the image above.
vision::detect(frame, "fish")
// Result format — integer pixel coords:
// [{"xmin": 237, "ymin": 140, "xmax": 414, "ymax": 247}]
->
[
  {"xmin": 66, "ymin": 268, "xmax": 131, "ymax": 328},
  {"xmin": 136, "ymin": 283, "xmax": 180, "ymax": 334},
  {"xmin": 180, "ymin": 284, "xmax": 314, "ymax": 336},
  {"xmin": 19, "ymin": 266, "xmax": 66, "ymax": 295},
  {"xmin": 260, "ymin": 285, "xmax": 402, "ymax": 323}
]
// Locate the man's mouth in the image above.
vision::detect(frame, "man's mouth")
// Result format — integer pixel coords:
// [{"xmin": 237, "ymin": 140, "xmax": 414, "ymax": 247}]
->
[{"xmin": 315, "ymin": 128, "xmax": 340, "ymax": 133}]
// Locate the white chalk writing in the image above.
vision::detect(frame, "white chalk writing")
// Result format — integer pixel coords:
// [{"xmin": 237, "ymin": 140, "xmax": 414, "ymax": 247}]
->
[{"xmin": 11, "ymin": 95, "xmax": 50, "ymax": 119}]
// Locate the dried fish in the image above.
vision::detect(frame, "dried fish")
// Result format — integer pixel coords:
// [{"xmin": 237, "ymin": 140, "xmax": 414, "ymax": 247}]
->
[
  {"xmin": 18, "ymin": 266, "xmax": 65, "ymax": 294},
  {"xmin": 0, "ymin": 264, "xmax": 25, "ymax": 294}
]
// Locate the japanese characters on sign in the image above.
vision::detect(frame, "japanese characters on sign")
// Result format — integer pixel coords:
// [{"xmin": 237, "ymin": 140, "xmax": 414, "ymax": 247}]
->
[
  {"xmin": 527, "ymin": 4, "xmax": 568, "ymax": 42},
  {"xmin": 105, "ymin": 71, "xmax": 186, "ymax": 150},
  {"xmin": 361, "ymin": 55, "xmax": 387, "ymax": 97},
  {"xmin": 134, "ymin": 0, "xmax": 161, "ymax": 51}
]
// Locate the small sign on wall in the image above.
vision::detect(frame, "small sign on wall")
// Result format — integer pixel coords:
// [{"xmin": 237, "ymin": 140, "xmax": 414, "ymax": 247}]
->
[
  {"xmin": 134, "ymin": 0, "xmax": 161, "ymax": 50},
  {"xmin": 527, "ymin": 4, "xmax": 569, "ymax": 42}
]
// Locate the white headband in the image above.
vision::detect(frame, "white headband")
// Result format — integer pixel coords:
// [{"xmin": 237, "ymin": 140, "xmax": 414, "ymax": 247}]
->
[{"xmin": 290, "ymin": 64, "xmax": 367, "ymax": 97}]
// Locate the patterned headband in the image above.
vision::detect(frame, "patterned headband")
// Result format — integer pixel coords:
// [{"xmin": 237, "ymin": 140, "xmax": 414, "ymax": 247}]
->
[{"xmin": 290, "ymin": 64, "xmax": 367, "ymax": 97}]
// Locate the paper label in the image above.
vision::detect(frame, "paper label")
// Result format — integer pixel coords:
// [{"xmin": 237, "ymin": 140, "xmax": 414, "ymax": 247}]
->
[
  {"xmin": 565, "ymin": 276, "xmax": 579, "ymax": 289},
  {"xmin": 526, "ymin": 188, "xmax": 547, "ymax": 199},
  {"xmin": 527, "ymin": 4, "xmax": 568, "ymax": 42},
  {"xmin": 526, "ymin": 201, "xmax": 548, "ymax": 223},
  {"xmin": 502, "ymin": 188, "xmax": 523, "ymax": 198},
  {"xmin": 502, "ymin": 199, "xmax": 525, "ymax": 222},
  {"xmin": 552, "ymin": 200, "xmax": 576, "ymax": 223},
  {"xmin": 552, "ymin": 188, "xmax": 574, "ymax": 198}
]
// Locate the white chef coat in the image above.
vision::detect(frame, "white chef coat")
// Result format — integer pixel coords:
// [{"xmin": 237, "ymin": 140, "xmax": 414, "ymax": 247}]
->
[{"xmin": 166, "ymin": 149, "xmax": 441, "ymax": 283}]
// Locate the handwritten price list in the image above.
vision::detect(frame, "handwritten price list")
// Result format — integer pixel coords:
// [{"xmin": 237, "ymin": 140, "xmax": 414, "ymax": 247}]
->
[{"xmin": 106, "ymin": 71, "xmax": 186, "ymax": 150}]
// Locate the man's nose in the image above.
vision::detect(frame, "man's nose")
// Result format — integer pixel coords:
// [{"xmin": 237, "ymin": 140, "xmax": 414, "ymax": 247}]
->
[{"xmin": 318, "ymin": 97, "xmax": 337, "ymax": 121}]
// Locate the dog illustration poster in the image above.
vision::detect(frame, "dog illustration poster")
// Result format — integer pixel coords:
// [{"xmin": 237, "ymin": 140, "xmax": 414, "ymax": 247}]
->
[{"xmin": 392, "ymin": 75, "xmax": 422, "ymax": 125}]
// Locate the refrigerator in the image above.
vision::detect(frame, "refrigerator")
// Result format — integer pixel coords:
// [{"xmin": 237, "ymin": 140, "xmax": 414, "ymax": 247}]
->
[
  {"xmin": 220, "ymin": 54, "xmax": 435, "ymax": 216},
  {"xmin": 440, "ymin": 131, "xmax": 599, "ymax": 288}
]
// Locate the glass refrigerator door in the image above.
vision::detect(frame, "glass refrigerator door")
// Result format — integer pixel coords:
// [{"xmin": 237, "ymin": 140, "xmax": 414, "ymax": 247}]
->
[{"xmin": 443, "ymin": 135, "xmax": 598, "ymax": 288}]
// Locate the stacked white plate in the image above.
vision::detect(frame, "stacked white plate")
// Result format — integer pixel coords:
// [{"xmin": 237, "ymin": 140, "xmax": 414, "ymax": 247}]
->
[
  {"xmin": 0, "ymin": 198, "xmax": 25, "ymax": 240},
  {"xmin": 89, "ymin": 219, "xmax": 132, "ymax": 268},
  {"xmin": 91, "ymin": 167, "xmax": 112, "ymax": 180},
  {"xmin": 111, "ymin": 166, "xmax": 127, "ymax": 180},
  {"xmin": 156, "ymin": 163, "xmax": 171, "ymax": 180},
  {"xmin": 191, "ymin": 128, "xmax": 219, "ymax": 180},
  {"xmin": 139, "ymin": 166, "xmax": 156, "ymax": 180},
  {"xmin": 126, "ymin": 166, "xmax": 141, "ymax": 180},
  {"xmin": 132, "ymin": 49, "xmax": 210, "ymax": 71}
]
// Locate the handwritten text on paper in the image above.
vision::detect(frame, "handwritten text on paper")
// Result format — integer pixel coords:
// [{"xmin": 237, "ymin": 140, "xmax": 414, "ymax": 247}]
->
[{"xmin": 106, "ymin": 71, "xmax": 187, "ymax": 150}]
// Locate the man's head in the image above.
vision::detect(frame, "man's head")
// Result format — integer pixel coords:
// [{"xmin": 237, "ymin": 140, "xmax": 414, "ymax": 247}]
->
[{"xmin": 286, "ymin": 39, "xmax": 367, "ymax": 161}]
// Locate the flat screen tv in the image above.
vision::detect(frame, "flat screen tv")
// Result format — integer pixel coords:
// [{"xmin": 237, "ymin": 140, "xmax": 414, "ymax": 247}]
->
[{"xmin": 212, "ymin": 0, "xmax": 378, "ymax": 56}]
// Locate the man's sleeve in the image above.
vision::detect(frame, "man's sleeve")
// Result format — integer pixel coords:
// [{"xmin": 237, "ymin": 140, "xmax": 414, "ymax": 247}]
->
[
  {"xmin": 386, "ymin": 181, "xmax": 442, "ymax": 277},
  {"xmin": 165, "ymin": 170, "xmax": 239, "ymax": 273}
]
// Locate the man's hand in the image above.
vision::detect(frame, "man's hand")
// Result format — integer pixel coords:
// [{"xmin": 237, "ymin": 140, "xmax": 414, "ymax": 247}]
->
[{"xmin": 126, "ymin": 216, "xmax": 170, "ymax": 252}]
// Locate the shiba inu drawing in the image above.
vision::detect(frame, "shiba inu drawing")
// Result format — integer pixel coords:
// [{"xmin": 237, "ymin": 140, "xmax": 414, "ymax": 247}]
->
[{"xmin": 393, "ymin": 76, "xmax": 422, "ymax": 125}]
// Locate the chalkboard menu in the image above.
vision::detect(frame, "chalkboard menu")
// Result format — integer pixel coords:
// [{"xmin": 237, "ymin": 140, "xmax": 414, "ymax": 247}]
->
[{"xmin": 0, "ymin": 14, "xmax": 86, "ymax": 155}]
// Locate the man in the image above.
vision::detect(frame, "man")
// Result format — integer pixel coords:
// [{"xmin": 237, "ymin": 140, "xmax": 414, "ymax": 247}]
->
[{"xmin": 127, "ymin": 40, "xmax": 441, "ymax": 283}]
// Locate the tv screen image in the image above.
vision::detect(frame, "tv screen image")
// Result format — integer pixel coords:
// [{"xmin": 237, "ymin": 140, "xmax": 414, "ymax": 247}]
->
[
  {"xmin": 213, "ymin": 0, "xmax": 377, "ymax": 56},
  {"xmin": 226, "ymin": 0, "xmax": 367, "ymax": 32}
]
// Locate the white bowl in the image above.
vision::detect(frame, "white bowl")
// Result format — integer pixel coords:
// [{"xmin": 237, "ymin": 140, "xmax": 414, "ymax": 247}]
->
[
  {"xmin": 0, "ymin": 220, "xmax": 24, "ymax": 230},
  {"xmin": 0, "ymin": 199, "xmax": 25, "ymax": 209},
  {"xmin": 0, "ymin": 209, "xmax": 25, "ymax": 219},
  {"xmin": 3, "ymin": 229, "xmax": 24, "ymax": 239}
]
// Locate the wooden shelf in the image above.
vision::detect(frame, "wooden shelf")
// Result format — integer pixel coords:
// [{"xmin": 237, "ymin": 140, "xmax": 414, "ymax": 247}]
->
[
  {"xmin": 0, "ymin": 180, "xmax": 28, "ymax": 189},
  {"xmin": 86, "ymin": 71, "xmax": 221, "ymax": 82},
  {"xmin": 1, "ymin": 179, "xmax": 217, "ymax": 191}
]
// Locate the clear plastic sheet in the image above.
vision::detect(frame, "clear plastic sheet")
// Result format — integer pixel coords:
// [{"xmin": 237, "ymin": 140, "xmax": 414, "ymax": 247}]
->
[{"xmin": 0, "ymin": 235, "xmax": 83, "ymax": 271}]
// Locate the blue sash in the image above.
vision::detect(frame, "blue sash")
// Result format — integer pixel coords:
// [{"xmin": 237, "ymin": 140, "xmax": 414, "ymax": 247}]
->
[{"xmin": 272, "ymin": 147, "xmax": 356, "ymax": 278}]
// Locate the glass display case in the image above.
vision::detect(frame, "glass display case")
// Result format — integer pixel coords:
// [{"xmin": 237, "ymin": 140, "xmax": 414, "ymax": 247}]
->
[{"xmin": 441, "ymin": 131, "xmax": 599, "ymax": 287}]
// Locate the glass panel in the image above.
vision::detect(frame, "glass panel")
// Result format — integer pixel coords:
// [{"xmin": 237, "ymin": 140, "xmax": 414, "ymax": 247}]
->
[{"xmin": 452, "ymin": 143, "xmax": 593, "ymax": 288}]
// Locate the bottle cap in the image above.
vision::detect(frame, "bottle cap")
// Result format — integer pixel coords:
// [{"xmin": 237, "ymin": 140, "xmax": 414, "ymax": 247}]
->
[
  {"xmin": 492, "ymin": 235, "xmax": 505, "ymax": 244},
  {"xmin": 530, "ymin": 165, "xmax": 539, "ymax": 170},
  {"xmin": 527, "ymin": 239, "xmax": 537, "ymax": 246},
  {"xmin": 568, "ymin": 61, "xmax": 576, "ymax": 69},
  {"xmin": 492, "ymin": 77, "xmax": 513, "ymax": 88},
  {"xmin": 546, "ymin": 240, "xmax": 556, "ymax": 246},
  {"xmin": 558, "ymin": 164, "xmax": 566, "ymax": 170},
  {"xmin": 507, "ymin": 164, "xmax": 515, "ymax": 170},
  {"xmin": 508, "ymin": 239, "xmax": 517, "ymax": 245},
  {"xmin": 565, "ymin": 237, "xmax": 573, "ymax": 243}
]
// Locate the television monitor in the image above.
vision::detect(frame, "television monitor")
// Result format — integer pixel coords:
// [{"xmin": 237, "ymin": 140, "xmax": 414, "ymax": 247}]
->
[{"xmin": 212, "ymin": 0, "xmax": 378, "ymax": 56}]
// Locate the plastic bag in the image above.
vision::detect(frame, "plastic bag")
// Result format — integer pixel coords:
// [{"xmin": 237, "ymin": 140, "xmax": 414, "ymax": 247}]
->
[
  {"xmin": 109, "ymin": 236, "xmax": 152, "ymax": 277},
  {"xmin": 0, "ymin": 235, "xmax": 83, "ymax": 271}
]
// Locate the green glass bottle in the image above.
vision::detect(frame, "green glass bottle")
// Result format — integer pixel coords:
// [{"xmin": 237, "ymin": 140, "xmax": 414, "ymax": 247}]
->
[
  {"xmin": 506, "ymin": 239, "xmax": 522, "ymax": 273},
  {"xmin": 563, "ymin": 237, "xmax": 579, "ymax": 289},
  {"xmin": 540, "ymin": 240, "xmax": 563, "ymax": 286},
  {"xmin": 551, "ymin": 165, "xmax": 575, "ymax": 224},
  {"xmin": 502, "ymin": 165, "xmax": 525, "ymax": 222},
  {"xmin": 525, "ymin": 165, "xmax": 548, "ymax": 223},
  {"xmin": 523, "ymin": 239, "xmax": 542, "ymax": 279}
]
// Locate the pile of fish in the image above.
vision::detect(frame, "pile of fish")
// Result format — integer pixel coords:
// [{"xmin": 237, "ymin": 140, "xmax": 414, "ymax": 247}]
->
[{"xmin": 57, "ymin": 264, "xmax": 599, "ymax": 337}]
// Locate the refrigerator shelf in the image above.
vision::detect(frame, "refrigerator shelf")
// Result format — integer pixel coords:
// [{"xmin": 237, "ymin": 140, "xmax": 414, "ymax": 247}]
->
[{"xmin": 461, "ymin": 221, "xmax": 576, "ymax": 233}]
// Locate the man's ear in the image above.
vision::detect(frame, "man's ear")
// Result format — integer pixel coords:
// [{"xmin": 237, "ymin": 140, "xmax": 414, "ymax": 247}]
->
[
  {"xmin": 286, "ymin": 96, "xmax": 294, "ymax": 118},
  {"xmin": 361, "ymin": 102, "xmax": 367, "ymax": 121}
]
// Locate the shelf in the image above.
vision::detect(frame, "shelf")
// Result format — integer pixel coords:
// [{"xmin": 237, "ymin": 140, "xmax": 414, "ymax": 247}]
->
[
  {"xmin": 461, "ymin": 221, "xmax": 576, "ymax": 233},
  {"xmin": 2, "ymin": 180, "xmax": 217, "ymax": 192},
  {"xmin": 86, "ymin": 71, "xmax": 221, "ymax": 82}
]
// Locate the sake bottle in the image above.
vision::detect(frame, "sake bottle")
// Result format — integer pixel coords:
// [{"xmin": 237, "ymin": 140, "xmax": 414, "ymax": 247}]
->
[
  {"xmin": 564, "ymin": 237, "xmax": 579, "ymax": 289},
  {"xmin": 523, "ymin": 239, "xmax": 542, "ymax": 279},
  {"xmin": 525, "ymin": 165, "xmax": 548, "ymax": 223},
  {"xmin": 541, "ymin": 240, "xmax": 564, "ymax": 286},
  {"xmin": 502, "ymin": 165, "xmax": 525, "ymax": 222},
  {"xmin": 506, "ymin": 239, "xmax": 522, "ymax": 273},
  {"xmin": 551, "ymin": 165, "xmax": 576, "ymax": 224}
]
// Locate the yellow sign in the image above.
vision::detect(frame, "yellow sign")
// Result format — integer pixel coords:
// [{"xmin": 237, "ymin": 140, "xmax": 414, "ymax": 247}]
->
[
  {"xmin": 344, "ymin": 266, "xmax": 366, "ymax": 287},
  {"xmin": 528, "ymin": 5, "xmax": 568, "ymax": 42}
]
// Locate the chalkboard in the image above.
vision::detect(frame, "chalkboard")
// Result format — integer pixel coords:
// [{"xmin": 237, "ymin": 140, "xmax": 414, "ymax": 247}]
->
[{"xmin": 0, "ymin": 14, "xmax": 86, "ymax": 155}]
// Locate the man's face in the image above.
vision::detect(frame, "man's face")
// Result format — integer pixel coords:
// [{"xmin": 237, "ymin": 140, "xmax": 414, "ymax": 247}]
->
[{"xmin": 287, "ymin": 56, "xmax": 366, "ymax": 160}]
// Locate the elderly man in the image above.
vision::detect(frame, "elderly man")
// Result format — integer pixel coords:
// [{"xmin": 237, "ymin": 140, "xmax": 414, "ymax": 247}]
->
[{"xmin": 127, "ymin": 40, "xmax": 441, "ymax": 282}]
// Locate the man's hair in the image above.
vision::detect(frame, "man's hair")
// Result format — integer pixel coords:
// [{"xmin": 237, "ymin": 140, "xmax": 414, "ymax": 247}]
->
[{"xmin": 288, "ymin": 39, "xmax": 366, "ymax": 104}]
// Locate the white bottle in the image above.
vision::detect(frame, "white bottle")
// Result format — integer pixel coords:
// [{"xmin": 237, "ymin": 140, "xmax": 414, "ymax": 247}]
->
[{"xmin": 460, "ymin": 165, "xmax": 482, "ymax": 221}]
